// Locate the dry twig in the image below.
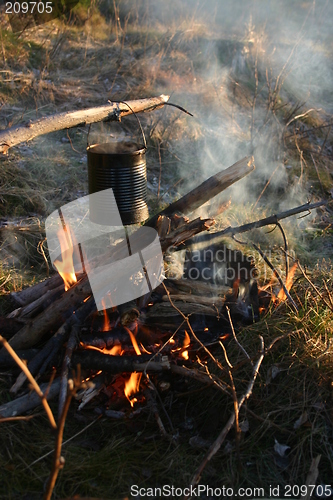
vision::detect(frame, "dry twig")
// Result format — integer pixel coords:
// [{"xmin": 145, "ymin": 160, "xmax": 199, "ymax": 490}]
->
[
  {"xmin": 188, "ymin": 336, "xmax": 265, "ymax": 489},
  {"xmin": 0, "ymin": 335, "xmax": 57, "ymax": 429}
]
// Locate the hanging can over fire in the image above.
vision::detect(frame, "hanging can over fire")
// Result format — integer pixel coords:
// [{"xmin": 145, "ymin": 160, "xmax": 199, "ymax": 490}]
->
[{"xmin": 87, "ymin": 114, "xmax": 149, "ymax": 225}]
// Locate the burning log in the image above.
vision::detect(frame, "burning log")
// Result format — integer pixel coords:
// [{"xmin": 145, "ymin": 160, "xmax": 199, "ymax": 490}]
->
[
  {"xmin": 166, "ymin": 279, "xmax": 231, "ymax": 297},
  {"xmin": 0, "ymin": 95, "xmax": 169, "ymax": 154}
]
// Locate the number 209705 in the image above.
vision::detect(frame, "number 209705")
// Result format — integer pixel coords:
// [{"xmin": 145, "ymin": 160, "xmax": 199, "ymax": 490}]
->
[{"xmin": 6, "ymin": 2, "xmax": 53, "ymax": 14}]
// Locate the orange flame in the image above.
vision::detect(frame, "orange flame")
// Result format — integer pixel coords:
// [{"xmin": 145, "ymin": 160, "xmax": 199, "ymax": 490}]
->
[
  {"xmin": 124, "ymin": 372, "xmax": 142, "ymax": 407},
  {"xmin": 124, "ymin": 325, "xmax": 142, "ymax": 406},
  {"xmin": 183, "ymin": 330, "xmax": 190, "ymax": 349},
  {"xmin": 124, "ymin": 326, "xmax": 141, "ymax": 356},
  {"xmin": 182, "ymin": 350, "xmax": 189, "ymax": 360},
  {"xmin": 101, "ymin": 299, "xmax": 110, "ymax": 332},
  {"xmin": 54, "ymin": 226, "xmax": 77, "ymax": 291},
  {"xmin": 277, "ymin": 263, "xmax": 297, "ymax": 301}
]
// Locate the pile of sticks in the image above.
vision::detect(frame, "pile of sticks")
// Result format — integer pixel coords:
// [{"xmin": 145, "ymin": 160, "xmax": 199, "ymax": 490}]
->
[{"xmin": 0, "ymin": 155, "xmax": 256, "ymax": 417}]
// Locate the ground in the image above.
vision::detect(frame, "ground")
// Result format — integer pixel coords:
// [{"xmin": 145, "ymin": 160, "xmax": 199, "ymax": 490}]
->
[{"xmin": 0, "ymin": 1, "xmax": 333, "ymax": 499}]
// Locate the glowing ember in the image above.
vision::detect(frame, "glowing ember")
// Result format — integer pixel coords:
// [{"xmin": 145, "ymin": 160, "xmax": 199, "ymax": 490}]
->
[
  {"xmin": 54, "ymin": 226, "xmax": 77, "ymax": 291},
  {"xmin": 182, "ymin": 350, "xmax": 189, "ymax": 360},
  {"xmin": 277, "ymin": 263, "xmax": 297, "ymax": 301}
]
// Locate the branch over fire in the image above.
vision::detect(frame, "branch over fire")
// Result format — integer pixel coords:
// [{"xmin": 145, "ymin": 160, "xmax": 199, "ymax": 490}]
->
[{"xmin": 0, "ymin": 95, "xmax": 169, "ymax": 154}]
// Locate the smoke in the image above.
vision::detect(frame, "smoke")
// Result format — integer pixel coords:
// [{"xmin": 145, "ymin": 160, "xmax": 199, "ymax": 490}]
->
[{"xmin": 125, "ymin": 0, "xmax": 332, "ymax": 217}]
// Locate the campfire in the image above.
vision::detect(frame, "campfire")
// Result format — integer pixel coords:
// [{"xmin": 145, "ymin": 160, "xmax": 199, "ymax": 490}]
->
[{"xmin": 0, "ymin": 154, "xmax": 320, "ymax": 422}]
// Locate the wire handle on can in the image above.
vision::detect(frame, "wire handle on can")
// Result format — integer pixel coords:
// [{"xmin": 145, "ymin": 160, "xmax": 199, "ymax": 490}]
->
[{"xmin": 87, "ymin": 100, "xmax": 147, "ymax": 150}]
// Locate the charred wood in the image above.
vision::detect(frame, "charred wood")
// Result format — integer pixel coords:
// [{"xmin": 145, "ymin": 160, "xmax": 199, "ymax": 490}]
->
[
  {"xmin": 0, "ymin": 348, "xmax": 39, "ymax": 368},
  {"xmin": 161, "ymin": 294, "xmax": 226, "ymax": 307},
  {"xmin": 72, "ymin": 350, "xmax": 158, "ymax": 373},
  {"xmin": 80, "ymin": 328, "xmax": 131, "ymax": 350}
]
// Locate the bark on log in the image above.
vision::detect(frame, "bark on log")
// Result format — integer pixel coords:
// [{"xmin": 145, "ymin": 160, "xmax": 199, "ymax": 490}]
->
[
  {"xmin": 8, "ymin": 284, "xmax": 64, "ymax": 320},
  {"xmin": 166, "ymin": 279, "xmax": 231, "ymax": 297},
  {"xmin": 10, "ymin": 297, "xmax": 96, "ymax": 394},
  {"xmin": 0, "ymin": 378, "xmax": 60, "ymax": 418},
  {"xmin": 10, "ymin": 274, "xmax": 63, "ymax": 306},
  {"xmin": 58, "ymin": 323, "xmax": 80, "ymax": 418},
  {"xmin": 144, "ymin": 301, "xmax": 220, "ymax": 319},
  {"xmin": 6, "ymin": 277, "xmax": 92, "ymax": 350},
  {"xmin": 0, "ymin": 316, "xmax": 25, "ymax": 338},
  {"xmin": 0, "ymin": 95, "xmax": 169, "ymax": 154},
  {"xmin": 146, "ymin": 156, "xmax": 255, "ymax": 227},
  {"xmin": 161, "ymin": 294, "xmax": 226, "ymax": 307}
]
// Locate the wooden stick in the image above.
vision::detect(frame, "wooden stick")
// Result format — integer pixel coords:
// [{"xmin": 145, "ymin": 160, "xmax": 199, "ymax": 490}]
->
[
  {"xmin": 147, "ymin": 156, "xmax": 255, "ymax": 227},
  {"xmin": 188, "ymin": 336, "xmax": 265, "ymax": 489},
  {"xmin": 10, "ymin": 274, "xmax": 63, "ymax": 306},
  {"xmin": 8, "ymin": 284, "xmax": 64, "ymax": 320},
  {"xmin": 0, "ymin": 378, "xmax": 61, "ymax": 418},
  {"xmin": 183, "ymin": 200, "xmax": 327, "ymax": 250},
  {"xmin": 10, "ymin": 297, "xmax": 96, "ymax": 394},
  {"xmin": 6, "ymin": 277, "xmax": 92, "ymax": 350},
  {"xmin": 71, "ymin": 351, "xmax": 164, "ymax": 373},
  {"xmin": 160, "ymin": 217, "xmax": 215, "ymax": 251},
  {"xmin": 0, "ymin": 95, "xmax": 169, "ymax": 154},
  {"xmin": 58, "ymin": 325, "xmax": 80, "ymax": 419},
  {"xmin": 0, "ymin": 335, "xmax": 57, "ymax": 428},
  {"xmin": 43, "ymin": 376, "xmax": 82, "ymax": 500},
  {"xmin": 161, "ymin": 294, "xmax": 225, "ymax": 307}
]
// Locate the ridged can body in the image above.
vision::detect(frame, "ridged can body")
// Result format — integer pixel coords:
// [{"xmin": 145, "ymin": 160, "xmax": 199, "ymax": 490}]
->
[{"xmin": 87, "ymin": 142, "xmax": 149, "ymax": 225}]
